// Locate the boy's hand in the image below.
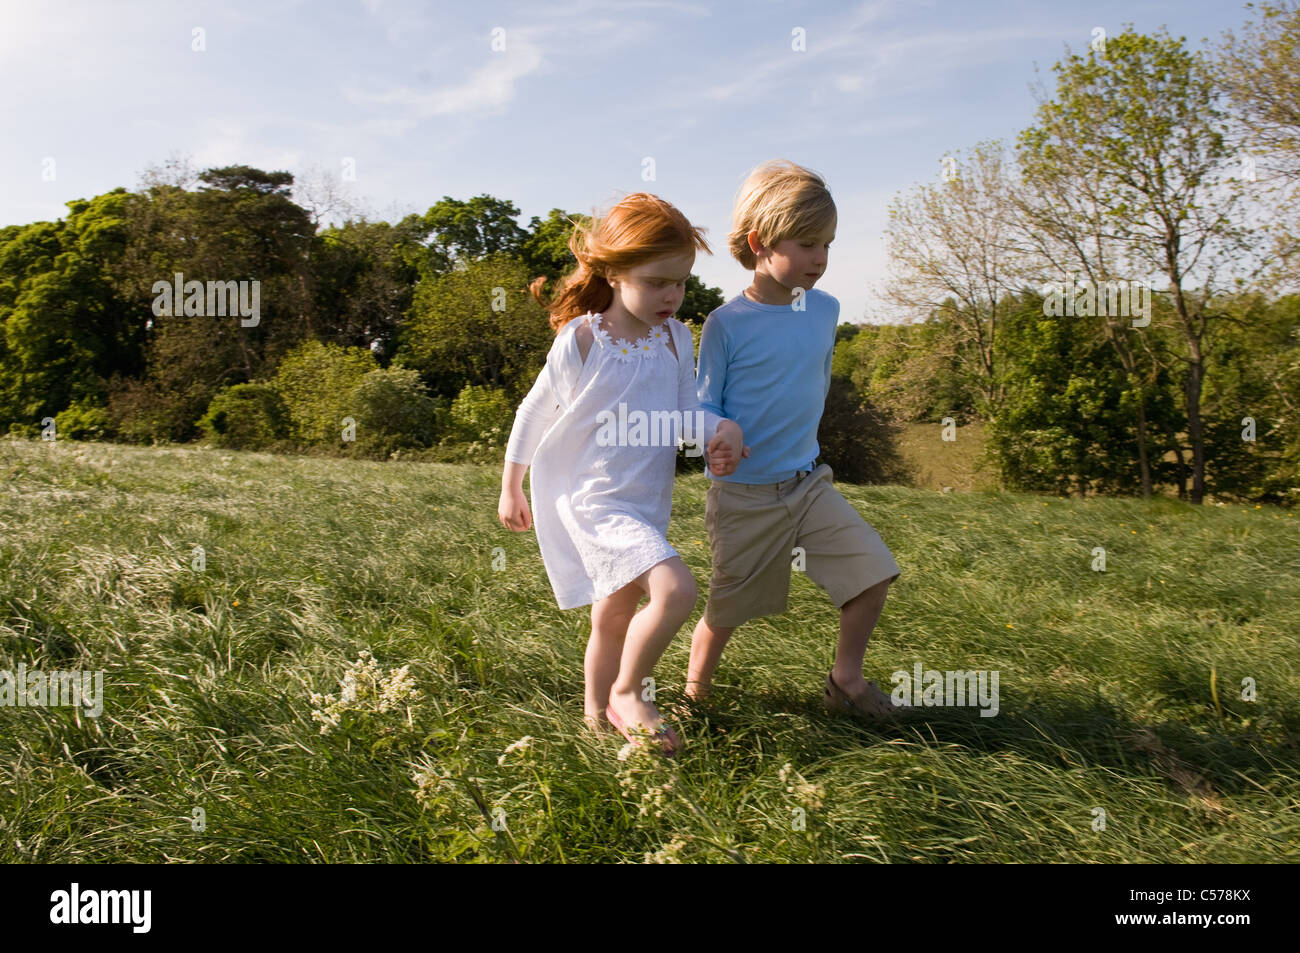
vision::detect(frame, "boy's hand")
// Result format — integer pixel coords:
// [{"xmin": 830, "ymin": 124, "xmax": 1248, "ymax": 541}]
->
[
  {"xmin": 707, "ymin": 420, "xmax": 749, "ymax": 477},
  {"xmin": 498, "ymin": 485, "xmax": 533, "ymax": 531}
]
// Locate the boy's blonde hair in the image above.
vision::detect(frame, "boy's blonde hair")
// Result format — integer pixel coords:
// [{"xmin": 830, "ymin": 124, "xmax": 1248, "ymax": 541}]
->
[{"xmin": 727, "ymin": 160, "xmax": 836, "ymax": 270}]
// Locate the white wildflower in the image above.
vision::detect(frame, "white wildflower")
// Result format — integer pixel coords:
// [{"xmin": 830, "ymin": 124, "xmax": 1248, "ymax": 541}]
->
[
  {"xmin": 498, "ymin": 735, "xmax": 535, "ymax": 766},
  {"xmin": 309, "ymin": 650, "xmax": 422, "ymax": 734}
]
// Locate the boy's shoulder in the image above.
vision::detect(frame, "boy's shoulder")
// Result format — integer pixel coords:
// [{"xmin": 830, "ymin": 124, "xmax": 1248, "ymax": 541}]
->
[{"xmin": 704, "ymin": 287, "xmax": 839, "ymax": 324}]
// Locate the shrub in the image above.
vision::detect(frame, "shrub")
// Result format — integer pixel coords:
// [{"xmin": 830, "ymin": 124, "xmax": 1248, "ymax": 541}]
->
[
  {"xmin": 196, "ymin": 382, "xmax": 290, "ymax": 450},
  {"xmin": 438, "ymin": 384, "xmax": 514, "ymax": 461},
  {"xmin": 272, "ymin": 339, "xmax": 378, "ymax": 447},
  {"xmin": 346, "ymin": 365, "xmax": 438, "ymax": 458},
  {"xmin": 54, "ymin": 398, "xmax": 114, "ymax": 441},
  {"xmin": 104, "ymin": 376, "xmax": 180, "ymax": 445},
  {"xmin": 817, "ymin": 375, "xmax": 909, "ymax": 485}
]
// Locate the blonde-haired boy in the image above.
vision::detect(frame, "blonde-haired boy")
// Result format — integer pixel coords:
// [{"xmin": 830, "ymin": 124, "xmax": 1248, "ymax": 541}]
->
[{"xmin": 687, "ymin": 159, "xmax": 902, "ymax": 718}]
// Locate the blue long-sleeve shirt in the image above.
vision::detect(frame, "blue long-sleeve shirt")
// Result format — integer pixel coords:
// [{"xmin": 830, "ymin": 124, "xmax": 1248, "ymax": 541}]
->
[{"xmin": 697, "ymin": 288, "xmax": 839, "ymax": 483}]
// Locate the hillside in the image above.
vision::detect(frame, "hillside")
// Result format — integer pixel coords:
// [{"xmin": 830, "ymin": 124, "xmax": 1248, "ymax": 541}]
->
[{"xmin": 1, "ymin": 437, "xmax": 1297, "ymax": 862}]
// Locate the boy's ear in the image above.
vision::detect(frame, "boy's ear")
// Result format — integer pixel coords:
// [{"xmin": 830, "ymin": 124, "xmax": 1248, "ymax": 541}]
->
[{"xmin": 747, "ymin": 229, "xmax": 764, "ymax": 256}]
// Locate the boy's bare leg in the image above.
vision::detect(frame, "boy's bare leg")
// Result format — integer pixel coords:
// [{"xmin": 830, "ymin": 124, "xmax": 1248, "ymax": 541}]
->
[
  {"xmin": 685, "ymin": 616, "xmax": 737, "ymax": 701},
  {"xmin": 585, "ymin": 582, "xmax": 643, "ymax": 724},
  {"xmin": 607, "ymin": 557, "xmax": 697, "ymax": 730},
  {"xmin": 830, "ymin": 577, "xmax": 892, "ymax": 698}
]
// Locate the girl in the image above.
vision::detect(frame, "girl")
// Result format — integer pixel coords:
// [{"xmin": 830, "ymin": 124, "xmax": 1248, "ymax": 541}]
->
[{"xmin": 498, "ymin": 192, "xmax": 745, "ymax": 757}]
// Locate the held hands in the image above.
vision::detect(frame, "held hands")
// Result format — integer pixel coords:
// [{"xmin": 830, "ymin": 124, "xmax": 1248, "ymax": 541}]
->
[
  {"xmin": 498, "ymin": 485, "xmax": 533, "ymax": 531},
  {"xmin": 706, "ymin": 420, "xmax": 749, "ymax": 477}
]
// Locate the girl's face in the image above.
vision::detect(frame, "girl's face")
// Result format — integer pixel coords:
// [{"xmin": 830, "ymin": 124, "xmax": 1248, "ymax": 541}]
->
[
  {"xmin": 754, "ymin": 228, "xmax": 834, "ymax": 291},
  {"xmin": 607, "ymin": 251, "xmax": 695, "ymax": 324}
]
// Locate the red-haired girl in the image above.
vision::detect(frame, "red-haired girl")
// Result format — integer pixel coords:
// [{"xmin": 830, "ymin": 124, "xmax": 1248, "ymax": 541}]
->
[{"xmin": 498, "ymin": 193, "xmax": 746, "ymax": 756}]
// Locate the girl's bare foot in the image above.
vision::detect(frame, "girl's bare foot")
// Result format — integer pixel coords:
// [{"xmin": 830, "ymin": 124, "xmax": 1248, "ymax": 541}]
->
[{"xmin": 607, "ymin": 687, "xmax": 666, "ymax": 734}]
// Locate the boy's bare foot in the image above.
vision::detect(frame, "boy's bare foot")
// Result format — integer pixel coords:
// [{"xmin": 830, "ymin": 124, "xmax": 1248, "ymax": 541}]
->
[{"xmin": 683, "ymin": 682, "xmax": 710, "ymax": 703}]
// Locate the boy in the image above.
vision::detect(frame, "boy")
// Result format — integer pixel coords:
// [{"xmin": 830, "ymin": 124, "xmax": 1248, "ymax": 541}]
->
[{"xmin": 687, "ymin": 159, "xmax": 902, "ymax": 719}]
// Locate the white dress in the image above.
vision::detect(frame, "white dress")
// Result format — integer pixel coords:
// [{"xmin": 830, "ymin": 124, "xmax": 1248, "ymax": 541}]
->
[{"xmin": 504, "ymin": 312, "xmax": 724, "ymax": 609}]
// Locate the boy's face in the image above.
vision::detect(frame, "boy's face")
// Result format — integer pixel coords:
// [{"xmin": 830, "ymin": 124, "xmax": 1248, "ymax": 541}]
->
[
  {"xmin": 752, "ymin": 227, "xmax": 834, "ymax": 291},
  {"xmin": 608, "ymin": 251, "xmax": 695, "ymax": 324}
]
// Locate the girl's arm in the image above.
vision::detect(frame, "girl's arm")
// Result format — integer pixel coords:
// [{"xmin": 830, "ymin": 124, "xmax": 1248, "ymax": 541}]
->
[
  {"xmin": 499, "ymin": 353, "xmax": 564, "ymax": 531},
  {"xmin": 673, "ymin": 320, "xmax": 744, "ymax": 473},
  {"xmin": 503, "ymin": 363, "xmax": 562, "ymax": 471}
]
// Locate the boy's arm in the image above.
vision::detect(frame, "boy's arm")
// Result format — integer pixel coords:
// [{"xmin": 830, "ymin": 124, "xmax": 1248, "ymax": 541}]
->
[
  {"xmin": 824, "ymin": 340, "xmax": 833, "ymax": 402},
  {"xmin": 697, "ymin": 315, "xmax": 727, "ymax": 418},
  {"xmin": 824, "ymin": 299, "xmax": 840, "ymax": 402}
]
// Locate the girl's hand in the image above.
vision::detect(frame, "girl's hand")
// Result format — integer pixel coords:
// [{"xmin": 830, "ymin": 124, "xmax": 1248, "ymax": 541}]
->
[{"xmin": 498, "ymin": 485, "xmax": 533, "ymax": 531}]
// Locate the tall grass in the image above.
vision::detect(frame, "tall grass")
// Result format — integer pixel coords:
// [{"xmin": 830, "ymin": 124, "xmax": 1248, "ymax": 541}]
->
[{"xmin": 1, "ymin": 437, "xmax": 1297, "ymax": 862}]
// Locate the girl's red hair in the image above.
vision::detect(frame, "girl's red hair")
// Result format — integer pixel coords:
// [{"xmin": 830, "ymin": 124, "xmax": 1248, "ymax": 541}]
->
[{"xmin": 530, "ymin": 192, "xmax": 711, "ymax": 332}]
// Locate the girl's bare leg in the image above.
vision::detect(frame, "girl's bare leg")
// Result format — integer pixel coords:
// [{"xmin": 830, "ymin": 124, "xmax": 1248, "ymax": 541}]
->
[
  {"xmin": 607, "ymin": 557, "xmax": 697, "ymax": 731},
  {"xmin": 585, "ymin": 582, "xmax": 643, "ymax": 724}
]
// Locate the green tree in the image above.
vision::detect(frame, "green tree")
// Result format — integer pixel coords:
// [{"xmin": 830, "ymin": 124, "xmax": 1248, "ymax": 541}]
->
[
  {"xmin": 196, "ymin": 382, "xmax": 291, "ymax": 450},
  {"xmin": 347, "ymin": 365, "xmax": 438, "ymax": 458},
  {"xmin": 312, "ymin": 217, "xmax": 426, "ymax": 361},
  {"xmin": 988, "ymin": 291, "xmax": 1181, "ymax": 497},
  {"xmin": 114, "ymin": 165, "xmax": 317, "ymax": 440},
  {"xmin": 421, "ymin": 195, "xmax": 529, "ymax": 275},
  {"xmin": 397, "ymin": 253, "xmax": 554, "ymax": 400},
  {"xmin": 837, "ymin": 317, "xmax": 976, "ymax": 425},
  {"xmin": 1016, "ymin": 27, "xmax": 1255, "ymax": 502},
  {"xmin": 1197, "ymin": 292, "xmax": 1300, "ymax": 502},
  {"xmin": 519, "ymin": 208, "xmax": 583, "ymax": 287},
  {"xmin": 0, "ymin": 191, "xmax": 139, "ymax": 428}
]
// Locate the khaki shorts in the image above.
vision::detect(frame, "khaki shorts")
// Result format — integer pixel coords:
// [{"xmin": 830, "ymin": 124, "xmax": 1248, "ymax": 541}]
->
[{"xmin": 703, "ymin": 463, "xmax": 901, "ymax": 628}]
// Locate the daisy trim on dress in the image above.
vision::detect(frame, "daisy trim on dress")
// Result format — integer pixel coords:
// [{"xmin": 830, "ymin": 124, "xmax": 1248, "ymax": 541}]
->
[{"xmin": 587, "ymin": 312, "xmax": 664, "ymax": 362}]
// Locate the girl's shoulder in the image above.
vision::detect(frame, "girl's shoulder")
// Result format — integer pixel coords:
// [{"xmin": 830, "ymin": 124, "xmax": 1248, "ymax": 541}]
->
[
  {"xmin": 546, "ymin": 314, "xmax": 589, "ymax": 367},
  {"xmin": 655, "ymin": 317, "xmax": 690, "ymax": 358},
  {"xmin": 572, "ymin": 314, "xmax": 594, "ymax": 362},
  {"xmin": 554, "ymin": 312, "xmax": 596, "ymax": 347}
]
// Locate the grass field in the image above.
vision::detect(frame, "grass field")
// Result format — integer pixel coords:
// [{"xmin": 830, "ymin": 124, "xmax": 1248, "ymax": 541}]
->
[
  {"xmin": 2, "ymin": 437, "xmax": 1298, "ymax": 863},
  {"xmin": 893, "ymin": 421, "xmax": 998, "ymax": 493}
]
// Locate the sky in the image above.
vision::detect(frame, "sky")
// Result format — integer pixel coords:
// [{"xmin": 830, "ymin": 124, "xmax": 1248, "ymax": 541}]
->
[{"xmin": 0, "ymin": 0, "xmax": 1260, "ymax": 324}]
